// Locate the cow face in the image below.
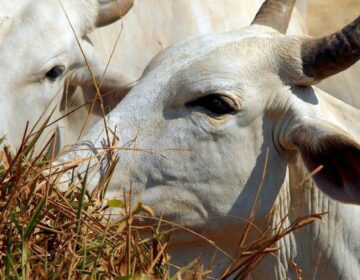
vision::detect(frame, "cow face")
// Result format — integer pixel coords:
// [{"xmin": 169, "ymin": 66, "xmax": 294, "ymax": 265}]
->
[
  {"xmin": 60, "ymin": 15, "xmax": 360, "ymax": 241},
  {"xmin": 104, "ymin": 28, "xmax": 301, "ymax": 235},
  {"xmin": 0, "ymin": 0, "xmax": 133, "ymax": 150}
]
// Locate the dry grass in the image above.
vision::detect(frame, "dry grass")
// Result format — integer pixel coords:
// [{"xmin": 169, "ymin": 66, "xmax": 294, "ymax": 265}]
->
[
  {"xmin": 0, "ymin": 116, "xmax": 325, "ymax": 279},
  {"xmin": 0, "ymin": 118, "xmax": 171, "ymax": 279}
]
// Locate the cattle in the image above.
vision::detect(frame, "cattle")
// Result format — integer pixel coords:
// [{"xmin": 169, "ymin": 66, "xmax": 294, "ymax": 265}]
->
[
  {"xmin": 0, "ymin": 0, "xmax": 133, "ymax": 151},
  {"xmin": 1, "ymin": 0, "xmax": 358, "ymax": 154},
  {"xmin": 1, "ymin": 0, "xmax": 307, "ymax": 153},
  {"xmin": 63, "ymin": 0, "xmax": 308, "ymax": 143},
  {"xmin": 65, "ymin": 0, "xmax": 360, "ymax": 143},
  {"xmin": 57, "ymin": 0, "xmax": 360, "ymax": 278},
  {"xmin": 3, "ymin": 0, "xmax": 358, "ymax": 154}
]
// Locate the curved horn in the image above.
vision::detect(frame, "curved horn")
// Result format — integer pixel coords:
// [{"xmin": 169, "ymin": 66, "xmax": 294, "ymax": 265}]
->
[
  {"xmin": 251, "ymin": 0, "xmax": 296, "ymax": 34},
  {"xmin": 96, "ymin": 0, "xmax": 134, "ymax": 27},
  {"xmin": 301, "ymin": 16, "xmax": 360, "ymax": 82}
]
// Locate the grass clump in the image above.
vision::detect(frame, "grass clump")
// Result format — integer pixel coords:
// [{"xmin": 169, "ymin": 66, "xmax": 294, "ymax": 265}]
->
[
  {"xmin": 0, "ymin": 122, "xmax": 170, "ymax": 279},
  {"xmin": 0, "ymin": 120, "xmax": 324, "ymax": 279}
]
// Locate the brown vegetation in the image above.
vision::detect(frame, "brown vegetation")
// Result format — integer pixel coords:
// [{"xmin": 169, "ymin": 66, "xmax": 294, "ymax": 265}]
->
[{"xmin": 0, "ymin": 118, "xmax": 324, "ymax": 279}]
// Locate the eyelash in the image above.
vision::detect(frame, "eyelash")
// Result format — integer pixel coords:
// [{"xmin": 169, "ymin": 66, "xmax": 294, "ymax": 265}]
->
[{"xmin": 186, "ymin": 94, "xmax": 236, "ymax": 116}]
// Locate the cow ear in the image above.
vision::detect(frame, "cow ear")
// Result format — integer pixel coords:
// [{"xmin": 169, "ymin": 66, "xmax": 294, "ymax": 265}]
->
[
  {"xmin": 286, "ymin": 120, "xmax": 360, "ymax": 204},
  {"xmin": 61, "ymin": 65, "xmax": 136, "ymax": 114},
  {"xmin": 95, "ymin": 0, "xmax": 134, "ymax": 27}
]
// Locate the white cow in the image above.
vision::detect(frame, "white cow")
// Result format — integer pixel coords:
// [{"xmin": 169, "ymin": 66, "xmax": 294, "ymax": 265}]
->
[
  {"xmin": 0, "ymin": 0, "xmax": 133, "ymax": 151},
  {"xmin": 63, "ymin": 0, "xmax": 308, "ymax": 142},
  {"xmin": 65, "ymin": 0, "xmax": 360, "ymax": 143},
  {"xmin": 1, "ymin": 0, "xmax": 358, "ymax": 154},
  {"xmin": 0, "ymin": 0, "xmax": 307, "ymax": 154},
  {"xmin": 58, "ymin": 0, "xmax": 360, "ymax": 278}
]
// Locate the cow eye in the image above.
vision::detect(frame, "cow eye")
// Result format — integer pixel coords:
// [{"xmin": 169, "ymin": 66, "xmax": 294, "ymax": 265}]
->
[
  {"xmin": 45, "ymin": 65, "xmax": 65, "ymax": 81},
  {"xmin": 187, "ymin": 94, "xmax": 236, "ymax": 116}
]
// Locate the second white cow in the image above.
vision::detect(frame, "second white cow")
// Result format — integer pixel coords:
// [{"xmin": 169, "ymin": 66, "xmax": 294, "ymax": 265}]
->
[{"xmin": 0, "ymin": 0, "xmax": 133, "ymax": 150}]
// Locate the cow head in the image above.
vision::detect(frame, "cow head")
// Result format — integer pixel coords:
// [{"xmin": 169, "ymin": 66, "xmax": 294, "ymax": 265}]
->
[
  {"xmin": 59, "ymin": 0, "xmax": 360, "ymax": 241},
  {"xmin": 0, "ymin": 0, "xmax": 133, "ymax": 150}
]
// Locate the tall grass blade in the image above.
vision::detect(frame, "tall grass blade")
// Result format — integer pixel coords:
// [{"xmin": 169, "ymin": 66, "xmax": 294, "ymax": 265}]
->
[
  {"xmin": 21, "ymin": 235, "xmax": 28, "ymax": 280},
  {"xmin": 5, "ymin": 225, "xmax": 12, "ymax": 280},
  {"xmin": 24, "ymin": 196, "xmax": 46, "ymax": 240}
]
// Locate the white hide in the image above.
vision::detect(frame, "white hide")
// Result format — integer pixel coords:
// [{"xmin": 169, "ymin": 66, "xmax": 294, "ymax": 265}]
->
[
  {"xmin": 0, "ymin": 0, "xmax": 305, "ymax": 152},
  {"xmin": 0, "ymin": 0, "xmax": 94, "ymax": 149},
  {"xmin": 65, "ymin": 0, "xmax": 360, "ymax": 148},
  {"xmin": 58, "ymin": 21, "xmax": 360, "ymax": 280},
  {"xmin": 89, "ymin": 0, "xmax": 306, "ymax": 79},
  {"xmin": 86, "ymin": 0, "xmax": 359, "ymax": 108},
  {"xmin": 63, "ymin": 0, "xmax": 308, "ymax": 140},
  {"xmin": 0, "ymin": 0, "xmax": 132, "ymax": 151},
  {"xmin": 1, "ymin": 0, "xmax": 358, "ymax": 153}
]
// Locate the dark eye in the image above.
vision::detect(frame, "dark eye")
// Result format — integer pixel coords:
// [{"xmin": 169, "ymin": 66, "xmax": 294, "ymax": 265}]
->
[
  {"xmin": 187, "ymin": 94, "xmax": 236, "ymax": 116},
  {"xmin": 45, "ymin": 65, "xmax": 65, "ymax": 81}
]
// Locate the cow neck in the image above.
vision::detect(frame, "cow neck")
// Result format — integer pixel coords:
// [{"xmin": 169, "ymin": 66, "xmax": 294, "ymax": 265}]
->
[
  {"xmin": 281, "ymin": 87, "xmax": 360, "ymax": 279},
  {"xmin": 284, "ymin": 155, "xmax": 360, "ymax": 280}
]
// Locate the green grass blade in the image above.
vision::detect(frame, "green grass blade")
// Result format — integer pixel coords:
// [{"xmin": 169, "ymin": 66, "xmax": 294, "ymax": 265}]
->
[
  {"xmin": 11, "ymin": 212, "xmax": 24, "ymax": 234},
  {"xmin": 24, "ymin": 196, "xmax": 46, "ymax": 240},
  {"xmin": 21, "ymin": 236, "xmax": 28, "ymax": 280},
  {"xmin": 5, "ymin": 226, "xmax": 12, "ymax": 280}
]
